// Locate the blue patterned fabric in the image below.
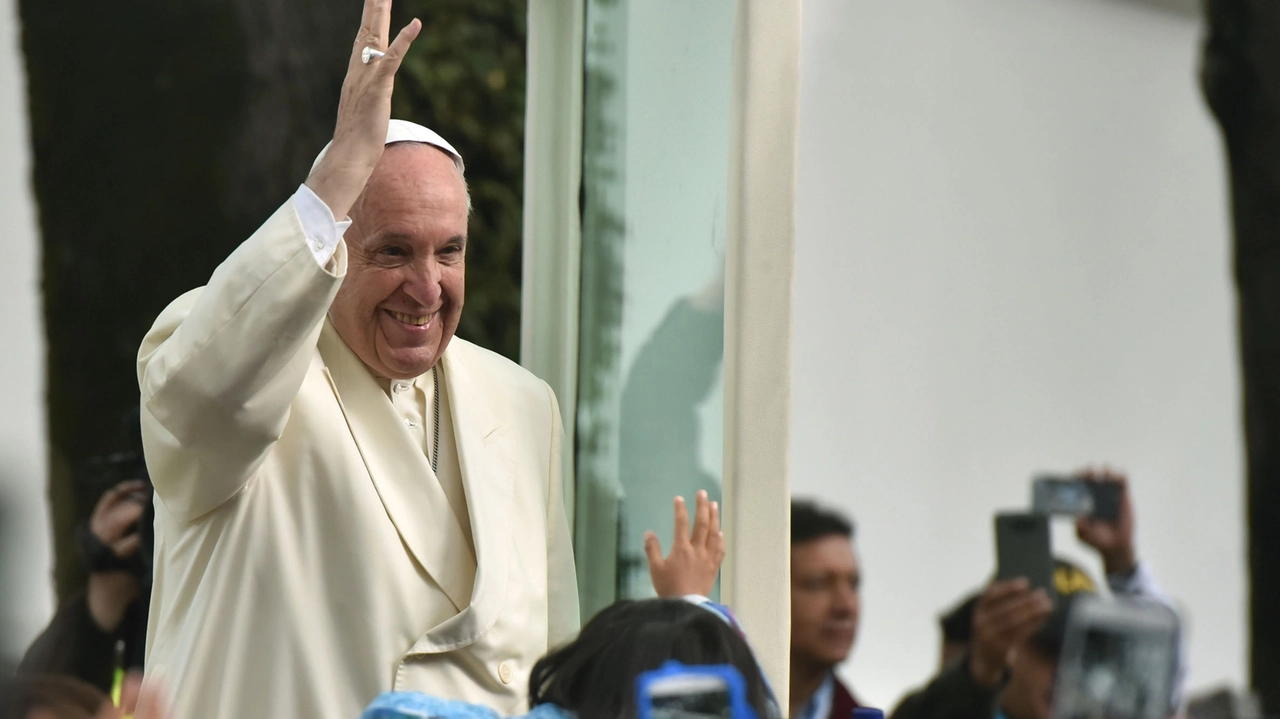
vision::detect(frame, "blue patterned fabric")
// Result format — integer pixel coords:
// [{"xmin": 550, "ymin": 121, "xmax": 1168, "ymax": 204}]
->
[{"xmin": 361, "ymin": 692, "xmax": 575, "ymax": 719}]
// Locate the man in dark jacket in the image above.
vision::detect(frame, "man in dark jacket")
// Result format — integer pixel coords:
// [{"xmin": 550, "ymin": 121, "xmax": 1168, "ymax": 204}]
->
[{"xmin": 791, "ymin": 500, "xmax": 862, "ymax": 719}]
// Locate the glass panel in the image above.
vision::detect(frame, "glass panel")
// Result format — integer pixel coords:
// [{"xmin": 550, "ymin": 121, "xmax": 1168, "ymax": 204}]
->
[{"xmin": 575, "ymin": 0, "xmax": 737, "ymax": 617}]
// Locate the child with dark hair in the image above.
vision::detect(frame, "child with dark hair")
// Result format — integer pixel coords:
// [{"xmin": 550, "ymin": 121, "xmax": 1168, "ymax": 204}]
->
[
  {"xmin": 361, "ymin": 491, "xmax": 776, "ymax": 719},
  {"xmin": 526, "ymin": 598, "xmax": 772, "ymax": 719}
]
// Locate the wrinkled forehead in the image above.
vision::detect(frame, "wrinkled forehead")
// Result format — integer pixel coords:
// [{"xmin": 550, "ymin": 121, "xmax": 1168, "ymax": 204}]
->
[
  {"xmin": 351, "ymin": 147, "xmax": 470, "ymax": 241},
  {"xmin": 365, "ymin": 143, "xmax": 468, "ymax": 197}
]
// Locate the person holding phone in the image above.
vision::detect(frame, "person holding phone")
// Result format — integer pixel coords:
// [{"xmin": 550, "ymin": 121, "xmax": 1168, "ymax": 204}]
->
[
  {"xmin": 19, "ymin": 475, "xmax": 151, "ymax": 704},
  {"xmin": 892, "ymin": 467, "xmax": 1184, "ymax": 719}
]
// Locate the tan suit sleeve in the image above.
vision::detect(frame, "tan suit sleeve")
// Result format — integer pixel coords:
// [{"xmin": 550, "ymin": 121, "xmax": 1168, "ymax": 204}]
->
[
  {"xmin": 544, "ymin": 382, "xmax": 581, "ymax": 646},
  {"xmin": 137, "ymin": 198, "xmax": 346, "ymax": 521}
]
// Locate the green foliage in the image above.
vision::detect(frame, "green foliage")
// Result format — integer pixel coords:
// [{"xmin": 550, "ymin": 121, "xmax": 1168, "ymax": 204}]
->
[{"xmin": 392, "ymin": 0, "xmax": 527, "ymax": 360}]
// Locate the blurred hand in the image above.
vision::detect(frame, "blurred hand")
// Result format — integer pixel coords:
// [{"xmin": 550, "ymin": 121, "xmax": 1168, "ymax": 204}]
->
[
  {"xmin": 644, "ymin": 490, "xmax": 726, "ymax": 598},
  {"xmin": 306, "ymin": 0, "xmax": 422, "ymax": 221},
  {"xmin": 969, "ymin": 578, "xmax": 1053, "ymax": 688},
  {"xmin": 96, "ymin": 674, "xmax": 167, "ymax": 719},
  {"xmin": 90, "ymin": 480, "xmax": 147, "ymax": 558},
  {"xmin": 87, "ymin": 480, "xmax": 147, "ymax": 632},
  {"xmin": 117, "ymin": 670, "xmax": 144, "ymax": 717},
  {"xmin": 1075, "ymin": 467, "xmax": 1137, "ymax": 576},
  {"xmin": 132, "ymin": 680, "xmax": 169, "ymax": 719}
]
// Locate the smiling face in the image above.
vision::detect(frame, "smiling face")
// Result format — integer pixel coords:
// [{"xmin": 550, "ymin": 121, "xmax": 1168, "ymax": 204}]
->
[{"xmin": 330, "ymin": 143, "xmax": 469, "ymax": 379}]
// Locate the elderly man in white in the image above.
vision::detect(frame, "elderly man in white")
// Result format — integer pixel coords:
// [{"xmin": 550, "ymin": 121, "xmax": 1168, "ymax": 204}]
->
[{"xmin": 135, "ymin": 2, "xmax": 578, "ymax": 717}]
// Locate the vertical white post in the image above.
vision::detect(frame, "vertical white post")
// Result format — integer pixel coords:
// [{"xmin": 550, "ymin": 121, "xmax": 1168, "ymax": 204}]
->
[
  {"xmin": 721, "ymin": 0, "xmax": 802, "ymax": 705},
  {"xmin": 520, "ymin": 0, "xmax": 585, "ymax": 519}
]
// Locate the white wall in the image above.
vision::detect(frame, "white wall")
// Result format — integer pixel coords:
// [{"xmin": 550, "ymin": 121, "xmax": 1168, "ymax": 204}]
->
[
  {"xmin": 793, "ymin": 0, "xmax": 1245, "ymax": 708},
  {"xmin": 0, "ymin": 0, "xmax": 53, "ymax": 659}
]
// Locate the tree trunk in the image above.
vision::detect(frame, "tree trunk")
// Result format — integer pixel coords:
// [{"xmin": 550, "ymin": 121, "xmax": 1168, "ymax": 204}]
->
[
  {"xmin": 1201, "ymin": 0, "xmax": 1280, "ymax": 709},
  {"xmin": 18, "ymin": 0, "xmax": 357, "ymax": 600}
]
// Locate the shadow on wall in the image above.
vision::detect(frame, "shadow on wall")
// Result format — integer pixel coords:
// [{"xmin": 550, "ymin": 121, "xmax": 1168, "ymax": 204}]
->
[{"xmin": 616, "ymin": 280, "xmax": 725, "ymax": 598}]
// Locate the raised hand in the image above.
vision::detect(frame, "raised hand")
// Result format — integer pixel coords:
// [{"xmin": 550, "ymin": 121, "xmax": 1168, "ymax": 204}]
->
[
  {"xmin": 1075, "ymin": 466, "xmax": 1137, "ymax": 576},
  {"xmin": 644, "ymin": 490, "xmax": 726, "ymax": 598},
  {"xmin": 86, "ymin": 480, "xmax": 147, "ymax": 632},
  {"xmin": 968, "ymin": 578, "xmax": 1053, "ymax": 688},
  {"xmin": 90, "ymin": 480, "xmax": 147, "ymax": 559},
  {"xmin": 306, "ymin": 0, "xmax": 422, "ymax": 220}
]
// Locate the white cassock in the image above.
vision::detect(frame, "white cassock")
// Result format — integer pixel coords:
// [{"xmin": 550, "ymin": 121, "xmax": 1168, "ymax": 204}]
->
[{"xmin": 136, "ymin": 183, "xmax": 579, "ymax": 719}]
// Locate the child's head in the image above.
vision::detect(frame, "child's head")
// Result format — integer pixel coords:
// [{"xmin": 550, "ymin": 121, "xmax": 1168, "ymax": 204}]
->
[{"xmin": 528, "ymin": 598, "xmax": 771, "ymax": 719}]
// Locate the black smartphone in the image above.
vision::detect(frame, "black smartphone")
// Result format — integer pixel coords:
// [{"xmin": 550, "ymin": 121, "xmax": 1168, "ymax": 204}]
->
[
  {"xmin": 995, "ymin": 512, "xmax": 1055, "ymax": 598},
  {"xmin": 1088, "ymin": 481, "xmax": 1123, "ymax": 523}
]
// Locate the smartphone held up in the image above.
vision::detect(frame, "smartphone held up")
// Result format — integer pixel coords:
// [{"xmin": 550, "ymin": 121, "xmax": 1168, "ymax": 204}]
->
[
  {"xmin": 995, "ymin": 512, "xmax": 1055, "ymax": 599},
  {"xmin": 1032, "ymin": 475, "xmax": 1123, "ymax": 522}
]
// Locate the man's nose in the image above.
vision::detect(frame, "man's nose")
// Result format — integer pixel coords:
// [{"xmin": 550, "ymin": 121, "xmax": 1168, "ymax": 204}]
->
[
  {"xmin": 831, "ymin": 585, "xmax": 857, "ymax": 615},
  {"xmin": 402, "ymin": 260, "xmax": 443, "ymax": 308}
]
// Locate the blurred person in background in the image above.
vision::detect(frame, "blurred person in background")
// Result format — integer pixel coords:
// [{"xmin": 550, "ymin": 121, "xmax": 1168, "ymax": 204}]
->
[
  {"xmin": 790, "ymin": 500, "xmax": 862, "ymax": 719},
  {"xmin": 892, "ymin": 468, "xmax": 1185, "ymax": 719},
  {"xmin": 937, "ymin": 592, "xmax": 980, "ymax": 672},
  {"xmin": 1, "ymin": 673, "xmax": 167, "ymax": 719},
  {"xmin": 19, "ymin": 414, "xmax": 151, "ymax": 696},
  {"xmin": 892, "ymin": 564, "xmax": 1081, "ymax": 719},
  {"xmin": 1, "ymin": 675, "xmax": 112, "ymax": 719},
  {"xmin": 135, "ymin": 0, "xmax": 575, "ymax": 717}
]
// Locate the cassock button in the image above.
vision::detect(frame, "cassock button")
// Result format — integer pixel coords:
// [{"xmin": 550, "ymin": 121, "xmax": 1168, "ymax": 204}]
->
[
  {"xmin": 404, "ymin": 418, "xmax": 417, "ymax": 428},
  {"xmin": 498, "ymin": 662, "xmax": 513, "ymax": 685}
]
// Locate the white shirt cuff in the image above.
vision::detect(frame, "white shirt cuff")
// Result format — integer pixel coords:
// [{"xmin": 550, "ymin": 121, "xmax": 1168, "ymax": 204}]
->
[
  {"xmin": 1106, "ymin": 561, "xmax": 1159, "ymax": 597},
  {"xmin": 294, "ymin": 184, "xmax": 352, "ymax": 268}
]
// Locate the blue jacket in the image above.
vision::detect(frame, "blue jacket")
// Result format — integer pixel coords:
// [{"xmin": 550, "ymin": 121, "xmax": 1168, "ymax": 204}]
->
[{"xmin": 361, "ymin": 692, "xmax": 574, "ymax": 719}]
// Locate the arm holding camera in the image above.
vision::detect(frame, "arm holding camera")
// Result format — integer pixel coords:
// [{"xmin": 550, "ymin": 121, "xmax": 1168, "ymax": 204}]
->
[
  {"xmin": 1074, "ymin": 468, "xmax": 1137, "ymax": 577},
  {"xmin": 1074, "ymin": 467, "xmax": 1187, "ymax": 708},
  {"xmin": 19, "ymin": 480, "xmax": 150, "ymax": 694},
  {"xmin": 85, "ymin": 480, "xmax": 148, "ymax": 632}
]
